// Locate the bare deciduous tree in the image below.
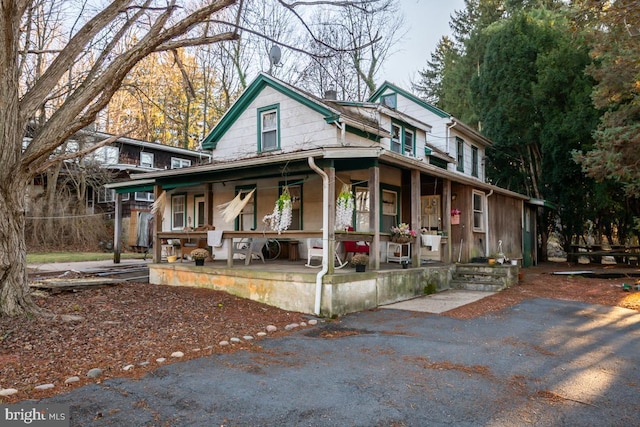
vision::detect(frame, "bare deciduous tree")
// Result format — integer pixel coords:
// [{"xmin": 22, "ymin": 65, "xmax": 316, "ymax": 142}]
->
[{"xmin": 0, "ymin": 0, "xmax": 389, "ymax": 317}]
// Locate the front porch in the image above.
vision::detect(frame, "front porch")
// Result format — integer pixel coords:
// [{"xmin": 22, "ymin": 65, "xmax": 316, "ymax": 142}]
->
[{"xmin": 149, "ymin": 260, "xmax": 455, "ymax": 317}]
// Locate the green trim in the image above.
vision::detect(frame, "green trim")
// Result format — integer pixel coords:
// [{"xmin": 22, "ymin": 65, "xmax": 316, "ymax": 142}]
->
[
  {"xmin": 257, "ymin": 104, "xmax": 281, "ymax": 153},
  {"xmin": 202, "ymin": 74, "xmax": 335, "ymax": 149},
  {"xmin": 369, "ymin": 82, "xmax": 449, "ymax": 119},
  {"xmin": 115, "ymin": 184, "xmax": 152, "ymax": 194},
  {"xmin": 234, "ymin": 184, "xmax": 257, "ymax": 231},
  {"xmin": 429, "ymin": 156, "xmax": 448, "ymax": 169},
  {"xmin": 345, "ymin": 124, "xmax": 380, "ymax": 142},
  {"xmin": 471, "ymin": 145, "xmax": 479, "ymax": 178}
]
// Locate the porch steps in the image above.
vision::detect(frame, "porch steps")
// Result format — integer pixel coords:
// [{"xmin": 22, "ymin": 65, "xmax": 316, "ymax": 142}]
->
[{"xmin": 450, "ymin": 264, "xmax": 518, "ymax": 292}]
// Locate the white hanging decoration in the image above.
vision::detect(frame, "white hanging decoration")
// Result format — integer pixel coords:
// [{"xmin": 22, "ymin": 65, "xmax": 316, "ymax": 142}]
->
[
  {"xmin": 217, "ymin": 189, "xmax": 256, "ymax": 223},
  {"xmin": 263, "ymin": 186, "xmax": 292, "ymax": 234},
  {"xmin": 335, "ymin": 184, "xmax": 354, "ymax": 230}
]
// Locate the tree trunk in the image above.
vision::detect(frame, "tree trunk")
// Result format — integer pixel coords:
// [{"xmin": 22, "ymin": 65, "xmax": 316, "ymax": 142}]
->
[
  {"xmin": 0, "ymin": 4, "xmax": 38, "ymax": 316},
  {"xmin": 0, "ymin": 177, "xmax": 39, "ymax": 316}
]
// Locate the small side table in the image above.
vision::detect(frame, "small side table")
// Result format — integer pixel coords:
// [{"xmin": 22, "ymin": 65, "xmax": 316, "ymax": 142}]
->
[
  {"xmin": 386, "ymin": 242, "xmax": 410, "ymax": 263},
  {"xmin": 288, "ymin": 240, "xmax": 300, "ymax": 261}
]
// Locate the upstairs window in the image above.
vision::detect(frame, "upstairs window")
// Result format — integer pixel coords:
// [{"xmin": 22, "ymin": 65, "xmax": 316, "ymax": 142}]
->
[
  {"xmin": 472, "ymin": 146, "xmax": 479, "ymax": 177},
  {"xmin": 258, "ymin": 104, "xmax": 280, "ymax": 152},
  {"xmin": 171, "ymin": 157, "xmax": 191, "ymax": 169},
  {"xmin": 456, "ymin": 137, "xmax": 464, "ymax": 172},
  {"xmin": 390, "ymin": 124, "xmax": 401, "ymax": 153},
  {"xmin": 94, "ymin": 146, "xmax": 119, "ymax": 165},
  {"xmin": 140, "ymin": 152, "xmax": 154, "ymax": 168},
  {"xmin": 404, "ymin": 129, "xmax": 414, "ymax": 156}
]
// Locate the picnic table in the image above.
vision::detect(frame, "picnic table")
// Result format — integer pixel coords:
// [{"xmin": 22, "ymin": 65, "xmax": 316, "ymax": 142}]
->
[{"xmin": 568, "ymin": 244, "xmax": 640, "ymax": 264}]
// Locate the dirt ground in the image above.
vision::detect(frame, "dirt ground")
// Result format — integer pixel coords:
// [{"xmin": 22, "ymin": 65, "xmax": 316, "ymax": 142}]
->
[{"xmin": 1, "ymin": 262, "xmax": 639, "ymax": 403}]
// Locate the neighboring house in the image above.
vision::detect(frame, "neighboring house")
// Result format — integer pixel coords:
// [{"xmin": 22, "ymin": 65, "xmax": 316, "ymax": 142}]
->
[
  {"xmin": 26, "ymin": 129, "xmax": 206, "ymax": 250},
  {"xmin": 85, "ymin": 130, "xmax": 208, "ymax": 217},
  {"xmin": 107, "ymin": 73, "xmax": 535, "ymax": 316}
]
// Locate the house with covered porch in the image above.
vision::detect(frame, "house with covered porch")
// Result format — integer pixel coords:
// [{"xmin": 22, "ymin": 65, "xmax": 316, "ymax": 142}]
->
[{"xmin": 107, "ymin": 73, "xmax": 530, "ymax": 317}]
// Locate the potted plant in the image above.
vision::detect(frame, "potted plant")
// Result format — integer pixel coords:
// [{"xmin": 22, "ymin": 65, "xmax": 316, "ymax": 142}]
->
[
  {"xmin": 190, "ymin": 248, "xmax": 211, "ymax": 266},
  {"xmin": 390, "ymin": 223, "xmax": 416, "ymax": 243},
  {"xmin": 351, "ymin": 253, "xmax": 369, "ymax": 272}
]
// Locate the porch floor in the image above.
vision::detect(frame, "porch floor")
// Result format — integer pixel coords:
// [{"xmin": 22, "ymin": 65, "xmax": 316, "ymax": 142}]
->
[{"xmin": 161, "ymin": 258, "xmax": 446, "ymax": 273}]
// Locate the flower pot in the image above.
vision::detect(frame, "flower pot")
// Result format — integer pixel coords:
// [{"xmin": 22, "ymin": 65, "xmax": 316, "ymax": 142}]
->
[
  {"xmin": 392, "ymin": 236, "xmax": 410, "ymax": 244},
  {"xmin": 355, "ymin": 264, "xmax": 366, "ymax": 273},
  {"xmin": 451, "ymin": 214, "xmax": 460, "ymax": 225},
  {"xmin": 167, "ymin": 255, "xmax": 178, "ymax": 263},
  {"xmin": 195, "ymin": 258, "xmax": 205, "ymax": 266},
  {"xmin": 488, "ymin": 258, "xmax": 496, "ymax": 266},
  {"xmin": 402, "ymin": 262, "xmax": 408, "ymax": 269}
]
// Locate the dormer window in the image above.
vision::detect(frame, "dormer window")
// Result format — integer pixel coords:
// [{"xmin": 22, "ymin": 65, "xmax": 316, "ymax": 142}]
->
[{"xmin": 381, "ymin": 93, "xmax": 397, "ymax": 109}]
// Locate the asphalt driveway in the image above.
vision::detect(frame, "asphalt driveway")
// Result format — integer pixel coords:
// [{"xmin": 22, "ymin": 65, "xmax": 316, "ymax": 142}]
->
[{"xmin": 42, "ymin": 298, "xmax": 639, "ymax": 426}]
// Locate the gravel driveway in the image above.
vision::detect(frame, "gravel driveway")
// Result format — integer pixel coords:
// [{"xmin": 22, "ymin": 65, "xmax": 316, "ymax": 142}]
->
[{"xmin": 42, "ymin": 298, "xmax": 640, "ymax": 426}]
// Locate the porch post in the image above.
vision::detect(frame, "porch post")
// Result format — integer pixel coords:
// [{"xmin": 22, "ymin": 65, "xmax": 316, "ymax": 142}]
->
[
  {"xmin": 326, "ymin": 165, "xmax": 336, "ymax": 274},
  {"xmin": 204, "ymin": 182, "xmax": 213, "ymax": 226},
  {"xmin": 369, "ymin": 163, "xmax": 380, "ymax": 269},
  {"xmin": 113, "ymin": 192, "xmax": 122, "ymax": 264},
  {"xmin": 410, "ymin": 170, "xmax": 421, "ymax": 267},
  {"xmin": 153, "ymin": 184, "xmax": 163, "ymax": 263},
  {"xmin": 443, "ymin": 179, "xmax": 451, "ymax": 263}
]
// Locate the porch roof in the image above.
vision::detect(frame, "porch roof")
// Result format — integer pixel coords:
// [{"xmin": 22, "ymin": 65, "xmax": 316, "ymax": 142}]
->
[{"xmin": 105, "ymin": 146, "xmax": 529, "ymax": 201}]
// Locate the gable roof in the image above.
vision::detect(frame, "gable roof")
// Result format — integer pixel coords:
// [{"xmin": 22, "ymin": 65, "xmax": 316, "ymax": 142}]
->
[
  {"xmin": 201, "ymin": 73, "xmax": 389, "ymax": 150},
  {"xmin": 369, "ymin": 81, "xmax": 450, "ymax": 119}
]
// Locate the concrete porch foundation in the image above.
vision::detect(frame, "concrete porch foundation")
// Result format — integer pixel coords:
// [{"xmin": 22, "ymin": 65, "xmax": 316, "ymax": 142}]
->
[{"xmin": 149, "ymin": 262, "xmax": 454, "ymax": 317}]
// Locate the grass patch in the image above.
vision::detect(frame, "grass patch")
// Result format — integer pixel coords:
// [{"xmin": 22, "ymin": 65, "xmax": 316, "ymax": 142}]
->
[{"xmin": 27, "ymin": 252, "xmax": 146, "ymax": 264}]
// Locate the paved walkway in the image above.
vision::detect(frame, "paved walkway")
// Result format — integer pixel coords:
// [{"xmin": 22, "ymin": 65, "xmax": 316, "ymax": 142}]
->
[{"xmin": 381, "ymin": 290, "xmax": 495, "ymax": 313}]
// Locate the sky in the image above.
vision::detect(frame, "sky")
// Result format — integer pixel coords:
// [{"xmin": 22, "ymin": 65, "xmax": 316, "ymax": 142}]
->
[{"xmin": 380, "ymin": 0, "xmax": 467, "ymax": 89}]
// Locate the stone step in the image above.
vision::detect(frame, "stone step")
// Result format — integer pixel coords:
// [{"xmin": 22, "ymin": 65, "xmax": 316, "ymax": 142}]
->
[
  {"xmin": 455, "ymin": 266, "xmax": 512, "ymax": 276},
  {"xmin": 450, "ymin": 280, "xmax": 506, "ymax": 292}
]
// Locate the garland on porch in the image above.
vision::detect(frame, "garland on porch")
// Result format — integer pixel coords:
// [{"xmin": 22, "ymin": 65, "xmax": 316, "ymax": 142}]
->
[
  {"xmin": 335, "ymin": 184, "xmax": 354, "ymax": 230},
  {"xmin": 263, "ymin": 186, "xmax": 292, "ymax": 234}
]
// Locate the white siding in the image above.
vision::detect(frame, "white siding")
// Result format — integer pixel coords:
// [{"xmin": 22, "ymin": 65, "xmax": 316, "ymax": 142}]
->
[{"xmin": 212, "ymin": 86, "xmax": 338, "ymax": 160}]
